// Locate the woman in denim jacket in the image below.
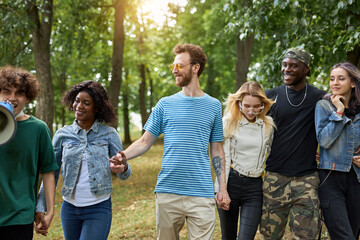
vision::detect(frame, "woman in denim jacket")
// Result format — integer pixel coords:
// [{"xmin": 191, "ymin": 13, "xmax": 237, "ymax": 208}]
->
[
  {"xmin": 315, "ymin": 62, "xmax": 360, "ymax": 240},
  {"xmin": 36, "ymin": 81, "xmax": 131, "ymax": 240},
  {"xmin": 214, "ymin": 82, "xmax": 275, "ymax": 240}
]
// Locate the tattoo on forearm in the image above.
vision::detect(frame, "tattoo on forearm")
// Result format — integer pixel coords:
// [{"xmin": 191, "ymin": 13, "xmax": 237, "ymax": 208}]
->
[{"xmin": 212, "ymin": 156, "xmax": 223, "ymax": 176}]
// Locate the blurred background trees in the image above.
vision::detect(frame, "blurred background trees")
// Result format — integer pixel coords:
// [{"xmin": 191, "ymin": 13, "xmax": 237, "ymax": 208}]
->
[{"xmin": 1, "ymin": 0, "xmax": 359, "ymax": 142}]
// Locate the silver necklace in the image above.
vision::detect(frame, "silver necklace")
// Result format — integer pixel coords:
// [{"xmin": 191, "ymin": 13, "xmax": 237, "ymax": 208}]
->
[{"xmin": 286, "ymin": 83, "xmax": 307, "ymax": 107}]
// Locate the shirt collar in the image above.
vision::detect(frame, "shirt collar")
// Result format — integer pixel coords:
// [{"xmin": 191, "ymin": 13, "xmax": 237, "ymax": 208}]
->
[{"xmin": 72, "ymin": 119, "xmax": 99, "ymax": 134}]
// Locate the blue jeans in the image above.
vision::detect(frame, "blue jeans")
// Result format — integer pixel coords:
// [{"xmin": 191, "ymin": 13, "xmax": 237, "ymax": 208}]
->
[
  {"xmin": 218, "ymin": 169, "xmax": 263, "ymax": 240},
  {"xmin": 319, "ymin": 167, "xmax": 360, "ymax": 240},
  {"xmin": 61, "ymin": 198, "xmax": 112, "ymax": 240}
]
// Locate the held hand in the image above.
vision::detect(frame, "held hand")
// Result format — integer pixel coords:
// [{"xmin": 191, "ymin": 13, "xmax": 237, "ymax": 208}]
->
[
  {"xmin": 315, "ymin": 152, "xmax": 320, "ymax": 163},
  {"xmin": 215, "ymin": 189, "xmax": 231, "ymax": 211},
  {"xmin": 353, "ymin": 147, "xmax": 360, "ymax": 167},
  {"xmin": 330, "ymin": 94, "xmax": 345, "ymax": 113},
  {"xmin": 353, "ymin": 156, "xmax": 360, "ymax": 168},
  {"xmin": 355, "ymin": 146, "xmax": 360, "ymax": 155},
  {"xmin": 34, "ymin": 212, "xmax": 53, "ymax": 236},
  {"xmin": 109, "ymin": 151, "xmax": 128, "ymax": 174}
]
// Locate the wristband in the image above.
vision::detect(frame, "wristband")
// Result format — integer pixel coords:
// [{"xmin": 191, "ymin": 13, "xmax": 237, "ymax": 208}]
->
[{"xmin": 336, "ymin": 111, "xmax": 344, "ymax": 115}]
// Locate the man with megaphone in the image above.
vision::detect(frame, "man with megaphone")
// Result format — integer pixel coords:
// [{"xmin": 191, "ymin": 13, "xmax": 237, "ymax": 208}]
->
[{"xmin": 0, "ymin": 66, "xmax": 58, "ymax": 239}]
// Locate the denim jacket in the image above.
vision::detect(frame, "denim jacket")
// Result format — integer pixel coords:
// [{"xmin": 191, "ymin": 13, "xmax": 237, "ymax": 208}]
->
[
  {"xmin": 36, "ymin": 120, "xmax": 131, "ymax": 212},
  {"xmin": 315, "ymin": 99, "xmax": 360, "ymax": 182}
]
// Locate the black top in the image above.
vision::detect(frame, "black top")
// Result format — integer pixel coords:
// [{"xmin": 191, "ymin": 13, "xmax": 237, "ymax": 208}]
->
[{"xmin": 265, "ymin": 84, "xmax": 326, "ymax": 176}]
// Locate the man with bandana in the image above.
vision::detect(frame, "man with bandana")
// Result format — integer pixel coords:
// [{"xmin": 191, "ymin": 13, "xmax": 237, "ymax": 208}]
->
[{"xmin": 260, "ymin": 48, "xmax": 326, "ymax": 239}]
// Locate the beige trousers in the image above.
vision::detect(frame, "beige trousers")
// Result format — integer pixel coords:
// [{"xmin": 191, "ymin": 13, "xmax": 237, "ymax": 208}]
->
[{"xmin": 156, "ymin": 193, "xmax": 216, "ymax": 240}]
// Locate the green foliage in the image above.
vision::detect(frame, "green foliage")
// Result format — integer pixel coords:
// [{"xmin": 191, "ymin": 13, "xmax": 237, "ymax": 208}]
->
[
  {"xmin": 222, "ymin": 0, "xmax": 360, "ymax": 90},
  {"xmin": 2, "ymin": 0, "xmax": 360, "ymax": 130},
  {"xmin": 0, "ymin": 0, "xmax": 34, "ymax": 67}
]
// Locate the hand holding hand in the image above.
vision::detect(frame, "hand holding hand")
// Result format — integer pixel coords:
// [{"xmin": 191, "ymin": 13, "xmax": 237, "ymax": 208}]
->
[
  {"xmin": 353, "ymin": 146, "xmax": 360, "ymax": 168},
  {"xmin": 109, "ymin": 151, "xmax": 128, "ymax": 174},
  {"xmin": 215, "ymin": 189, "xmax": 231, "ymax": 211},
  {"xmin": 353, "ymin": 155, "xmax": 360, "ymax": 168},
  {"xmin": 34, "ymin": 212, "xmax": 53, "ymax": 236}
]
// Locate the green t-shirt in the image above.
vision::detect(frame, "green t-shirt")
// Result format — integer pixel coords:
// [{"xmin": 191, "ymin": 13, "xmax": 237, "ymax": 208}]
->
[{"xmin": 0, "ymin": 116, "xmax": 58, "ymax": 226}]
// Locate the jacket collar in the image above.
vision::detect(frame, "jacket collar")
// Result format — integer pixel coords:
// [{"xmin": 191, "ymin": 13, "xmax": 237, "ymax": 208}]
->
[
  {"xmin": 72, "ymin": 119, "xmax": 99, "ymax": 134},
  {"xmin": 239, "ymin": 116, "xmax": 264, "ymax": 126}
]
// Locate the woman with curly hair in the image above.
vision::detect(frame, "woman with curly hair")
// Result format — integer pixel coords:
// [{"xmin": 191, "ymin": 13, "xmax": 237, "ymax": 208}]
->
[
  {"xmin": 215, "ymin": 81, "xmax": 275, "ymax": 240},
  {"xmin": 36, "ymin": 80, "xmax": 131, "ymax": 240},
  {"xmin": 315, "ymin": 62, "xmax": 360, "ymax": 239}
]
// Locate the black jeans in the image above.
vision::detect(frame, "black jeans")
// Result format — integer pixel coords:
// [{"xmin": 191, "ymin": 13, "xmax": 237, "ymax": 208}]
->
[
  {"xmin": 319, "ymin": 167, "xmax": 360, "ymax": 240},
  {"xmin": 0, "ymin": 223, "xmax": 33, "ymax": 240},
  {"xmin": 218, "ymin": 169, "xmax": 263, "ymax": 240}
]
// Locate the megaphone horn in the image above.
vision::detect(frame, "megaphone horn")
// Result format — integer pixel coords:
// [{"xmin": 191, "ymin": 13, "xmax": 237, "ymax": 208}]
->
[{"xmin": 0, "ymin": 101, "xmax": 17, "ymax": 146}]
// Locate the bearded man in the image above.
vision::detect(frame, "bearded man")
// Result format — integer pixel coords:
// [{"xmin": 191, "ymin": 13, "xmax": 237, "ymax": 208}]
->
[{"xmin": 111, "ymin": 43, "xmax": 230, "ymax": 240}]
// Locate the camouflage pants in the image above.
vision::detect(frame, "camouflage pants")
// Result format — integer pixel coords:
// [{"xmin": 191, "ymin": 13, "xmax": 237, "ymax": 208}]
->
[{"xmin": 260, "ymin": 171, "xmax": 321, "ymax": 240}]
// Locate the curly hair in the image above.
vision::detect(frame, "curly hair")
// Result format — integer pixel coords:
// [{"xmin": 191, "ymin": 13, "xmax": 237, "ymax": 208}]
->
[
  {"xmin": 0, "ymin": 65, "xmax": 39, "ymax": 102},
  {"xmin": 63, "ymin": 81, "xmax": 117, "ymax": 123},
  {"xmin": 223, "ymin": 81, "xmax": 276, "ymax": 138},
  {"xmin": 173, "ymin": 43, "xmax": 207, "ymax": 77}
]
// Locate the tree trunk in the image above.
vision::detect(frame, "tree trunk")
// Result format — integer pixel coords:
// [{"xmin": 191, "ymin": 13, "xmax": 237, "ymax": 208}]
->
[
  {"xmin": 122, "ymin": 90, "xmax": 131, "ymax": 144},
  {"xmin": 347, "ymin": 44, "xmax": 360, "ymax": 69},
  {"xmin": 235, "ymin": 33, "xmax": 254, "ymax": 91},
  {"xmin": 26, "ymin": 0, "xmax": 54, "ymax": 135},
  {"xmin": 122, "ymin": 69, "xmax": 131, "ymax": 144},
  {"xmin": 108, "ymin": 0, "xmax": 126, "ymax": 128},
  {"xmin": 138, "ymin": 63, "xmax": 147, "ymax": 132},
  {"xmin": 146, "ymin": 67, "xmax": 153, "ymax": 110},
  {"xmin": 122, "ymin": 86, "xmax": 131, "ymax": 145},
  {"xmin": 205, "ymin": 57, "xmax": 216, "ymax": 98},
  {"xmin": 59, "ymin": 71, "xmax": 66, "ymax": 127},
  {"xmin": 138, "ymin": 28, "xmax": 148, "ymax": 132}
]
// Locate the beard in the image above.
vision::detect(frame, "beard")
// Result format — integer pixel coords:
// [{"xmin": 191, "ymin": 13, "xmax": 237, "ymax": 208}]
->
[{"xmin": 175, "ymin": 68, "xmax": 192, "ymax": 87}]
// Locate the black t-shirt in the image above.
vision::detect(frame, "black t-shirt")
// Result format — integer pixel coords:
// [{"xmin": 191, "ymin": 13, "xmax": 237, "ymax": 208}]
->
[{"xmin": 265, "ymin": 84, "xmax": 326, "ymax": 176}]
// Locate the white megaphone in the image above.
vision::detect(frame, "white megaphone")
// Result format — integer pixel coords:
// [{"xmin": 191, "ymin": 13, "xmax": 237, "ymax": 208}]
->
[{"xmin": 0, "ymin": 101, "xmax": 17, "ymax": 146}]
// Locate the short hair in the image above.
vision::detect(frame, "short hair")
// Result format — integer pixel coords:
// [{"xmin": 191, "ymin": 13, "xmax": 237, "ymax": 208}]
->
[
  {"xmin": 331, "ymin": 62, "xmax": 360, "ymax": 110},
  {"xmin": 63, "ymin": 80, "xmax": 117, "ymax": 123},
  {"xmin": 0, "ymin": 65, "xmax": 39, "ymax": 102},
  {"xmin": 173, "ymin": 43, "xmax": 207, "ymax": 77}
]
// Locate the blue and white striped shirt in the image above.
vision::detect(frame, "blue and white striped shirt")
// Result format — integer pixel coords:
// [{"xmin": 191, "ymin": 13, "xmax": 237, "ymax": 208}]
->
[{"xmin": 144, "ymin": 92, "xmax": 224, "ymax": 198}]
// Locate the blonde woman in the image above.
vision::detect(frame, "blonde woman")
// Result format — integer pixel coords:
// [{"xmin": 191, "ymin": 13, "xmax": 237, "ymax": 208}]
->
[{"xmin": 215, "ymin": 81, "xmax": 275, "ymax": 240}]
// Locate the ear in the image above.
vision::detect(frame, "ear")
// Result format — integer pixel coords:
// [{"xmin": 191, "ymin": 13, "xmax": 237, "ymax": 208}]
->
[
  {"xmin": 192, "ymin": 63, "xmax": 200, "ymax": 74},
  {"xmin": 304, "ymin": 66, "xmax": 310, "ymax": 76}
]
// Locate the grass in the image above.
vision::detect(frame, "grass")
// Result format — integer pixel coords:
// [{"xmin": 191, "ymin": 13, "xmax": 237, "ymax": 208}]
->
[{"xmin": 33, "ymin": 138, "xmax": 330, "ymax": 239}]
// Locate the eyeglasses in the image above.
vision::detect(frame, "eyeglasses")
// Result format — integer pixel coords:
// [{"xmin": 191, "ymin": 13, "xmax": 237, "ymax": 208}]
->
[
  {"xmin": 170, "ymin": 63, "xmax": 192, "ymax": 71},
  {"xmin": 239, "ymin": 102, "xmax": 264, "ymax": 114}
]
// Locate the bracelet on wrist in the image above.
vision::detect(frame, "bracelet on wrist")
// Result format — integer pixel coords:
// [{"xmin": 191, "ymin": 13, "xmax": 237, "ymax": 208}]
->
[{"xmin": 336, "ymin": 111, "xmax": 344, "ymax": 115}]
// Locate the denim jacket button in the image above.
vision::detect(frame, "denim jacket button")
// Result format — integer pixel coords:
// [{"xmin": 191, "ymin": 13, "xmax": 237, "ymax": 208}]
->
[
  {"xmin": 92, "ymin": 164, "xmax": 95, "ymax": 168},
  {"xmin": 93, "ymin": 178, "xmax": 96, "ymax": 181},
  {"xmin": 90, "ymin": 152, "xmax": 93, "ymax": 155}
]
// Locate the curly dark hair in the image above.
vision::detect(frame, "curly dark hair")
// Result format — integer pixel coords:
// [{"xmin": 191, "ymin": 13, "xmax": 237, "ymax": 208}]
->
[
  {"xmin": 0, "ymin": 65, "xmax": 39, "ymax": 102},
  {"xmin": 173, "ymin": 43, "xmax": 207, "ymax": 77},
  {"xmin": 63, "ymin": 80, "xmax": 117, "ymax": 123}
]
